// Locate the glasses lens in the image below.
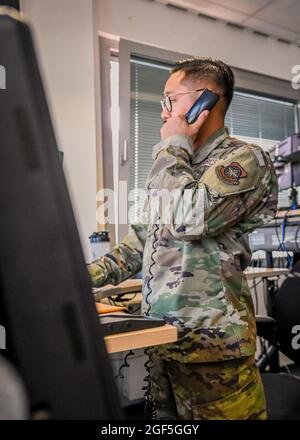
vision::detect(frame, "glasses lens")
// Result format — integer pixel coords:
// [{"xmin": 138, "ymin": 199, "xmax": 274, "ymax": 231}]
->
[
  {"xmin": 160, "ymin": 96, "xmax": 172, "ymax": 112},
  {"xmin": 165, "ymin": 96, "xmax": 172, "ymax": 112}
]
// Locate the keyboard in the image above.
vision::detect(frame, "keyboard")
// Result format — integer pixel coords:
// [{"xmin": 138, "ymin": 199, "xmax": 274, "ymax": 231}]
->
[{"xmin": 99, "ymin": 314, "xmax": 165, "ymax": 336}]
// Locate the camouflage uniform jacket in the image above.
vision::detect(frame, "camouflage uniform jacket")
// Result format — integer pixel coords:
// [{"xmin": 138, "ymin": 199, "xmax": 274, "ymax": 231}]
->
[{"xmin": 89, "ymin": 127, "xmax": 278, "ymax": 363}]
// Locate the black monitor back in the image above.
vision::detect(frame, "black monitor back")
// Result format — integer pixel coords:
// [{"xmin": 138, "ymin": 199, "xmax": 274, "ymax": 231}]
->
[{"xmin": 0, "ymin": 9, "xmax": 122, "ymax": 419}]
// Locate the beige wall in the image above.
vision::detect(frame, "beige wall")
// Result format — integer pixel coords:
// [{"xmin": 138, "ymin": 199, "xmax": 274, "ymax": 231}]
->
[
  {"xmin": 19, "ymin": 0, "xmax": 300, "ymax": 259},
  {"xmin": 20, "ymin": 0, "xmax": 97, "ymax": 260},
  {"xmin": 94, "ymin": 0, "xmax": 300, "ymax": 82}
]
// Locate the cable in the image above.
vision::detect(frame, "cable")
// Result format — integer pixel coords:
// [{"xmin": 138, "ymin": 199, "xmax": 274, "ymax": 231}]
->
[
  {"xmin": 115, "ymin": 350, "xmax": 136, "ymax": 380},
  {"xmin": 294, "ymin": 221, "xmax": 300, "ymax": 252},
  {"xmin": 107, "ymin": 293, "xmax": 137, "ymax": 307},
  {"xmin": 142, "ymin": 220, "xmax": 160, "ymax": 419},
  {"xmin": 252, "ymin": 279, "xmax": 258, "ymax": 313},
  {"xmin": 108, "ymin": 296, "xmax": 116, "ymax": 306},
  {"xmin": 281, "ymin": 215, "xmax": 293, "ymax": 268},
  {"xmin": 265, "ymin": 278, "xmax": 279, "ymax": 312},
  {"xmin": 257, "ymin": 336, "xmax": 268, "ymax": 370},
  {"xmin": 144, "ymin": 223, "xmax": 160, "ymax": 317},
  {"xmin": 274, "ymin": 216, "xmax": 293, "ymax": 268},
  {"xmin": 143, "ymin": 346, "xmax": 157, "ymax": 419},
  {"xmin": 113, "ymin": 293, "xmax": 137, "ymax": 303},
  {"xmin": 251, "ymin": 279, "xmax": 263, "ymax": 314}
]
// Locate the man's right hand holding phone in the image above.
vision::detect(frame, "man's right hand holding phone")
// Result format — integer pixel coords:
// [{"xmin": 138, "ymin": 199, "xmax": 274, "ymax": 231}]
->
[{"xmin": 160, "ymin": 109, "xmax": 210, "ymax": 144}]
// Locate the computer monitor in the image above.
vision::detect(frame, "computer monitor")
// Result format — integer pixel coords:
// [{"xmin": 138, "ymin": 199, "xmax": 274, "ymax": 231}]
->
[{"xmin": 0, "ymin": 8, "xmax": 122, "ymax": 419}]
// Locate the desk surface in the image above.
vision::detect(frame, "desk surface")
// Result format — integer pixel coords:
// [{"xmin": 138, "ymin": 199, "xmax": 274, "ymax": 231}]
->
[
  {"xmin": 244, "ymin": 267, "xmax": 289, "ymax": 280},
  {"xmin": 104, "ymin": 324, "xmax": 177, "ymax": 354},
  {"xmin": 276, "ymin": 208, "xmax": 300, "ymax": 218}
]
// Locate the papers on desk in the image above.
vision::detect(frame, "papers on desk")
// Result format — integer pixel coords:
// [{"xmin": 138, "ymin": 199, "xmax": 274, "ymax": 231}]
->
[{"xmin": 95, "ymin": 302, "xmax": 126, "ymax": 314}]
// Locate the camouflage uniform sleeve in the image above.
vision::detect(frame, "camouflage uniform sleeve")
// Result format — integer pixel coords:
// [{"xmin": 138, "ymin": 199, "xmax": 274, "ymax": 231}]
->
[
  {"xmin": 147, "ymin": 135, "xmax": 277, "ymax": 240},
  {"xmin": 87, "ymin": 202, "xmax": 148, "ymax": 288}
]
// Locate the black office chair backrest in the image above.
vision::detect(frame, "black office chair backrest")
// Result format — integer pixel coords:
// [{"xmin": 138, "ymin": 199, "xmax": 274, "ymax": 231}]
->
[
  {"xmin": 262, "ymin": 373, "xmax": 300, "ymax": 420},
  {"xmin": 272, "ymin": 261, "xmax": 300, "ymax": 364}
]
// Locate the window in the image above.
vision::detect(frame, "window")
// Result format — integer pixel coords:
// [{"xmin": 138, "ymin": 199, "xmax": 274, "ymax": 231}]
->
[
  {"xmin": 101, "ymin": 40, "xmax": 299, "ymax": 242},
  {"xmin": 128, "ymin": 57, "xmax": 298, "ymax": 219},
  {"xmin": 129, "ymin": 57, "xmax": 171, "ymax": 220},
  {"xmin": 225, "ymin": 92, "xmax": 296, "ymax": 153}
]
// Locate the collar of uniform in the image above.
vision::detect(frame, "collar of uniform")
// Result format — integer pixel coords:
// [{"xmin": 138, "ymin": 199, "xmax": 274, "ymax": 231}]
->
[
  {"xmin": 191, "ymin": 126, "xmax": 229, "ymax": 165},
  {"xmin": 152, "ymin": 140, "xmax": 163, "ymax": 160},
  {"xmin": 151, "ymin": 135, "xmax": 194, "ymax": 160}
]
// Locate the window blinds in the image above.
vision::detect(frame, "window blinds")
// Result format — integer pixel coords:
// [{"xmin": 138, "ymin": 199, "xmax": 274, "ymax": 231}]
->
[
  {"xmin": 225, "ymin": 91, "xmax": 296, "ymax": 153},
  {"xmin": 129, "ymin": 57, "xmax": 297, "ymax": 215},
  {"xmin": 129, "ymin": 58, "xmax": 170, "ymax": 218}
]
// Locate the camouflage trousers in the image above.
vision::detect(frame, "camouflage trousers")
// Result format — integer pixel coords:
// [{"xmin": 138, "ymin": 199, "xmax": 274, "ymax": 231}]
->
[{"xmin": 149, "ymin": 353, "xmax": 267, "ymax": 420}]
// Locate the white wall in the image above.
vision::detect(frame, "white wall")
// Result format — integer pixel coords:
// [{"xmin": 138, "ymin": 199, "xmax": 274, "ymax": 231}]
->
[
  {"xmin": 18, "ymin": 0, "xmax": 300, "ymax": 261},
  {"xmin": 20, "ymin": 0, "xmax": 97, "ymax": 260},
  {"xmin": 94, "ymin": 0, "xmax": 300, "ymax": 82}
]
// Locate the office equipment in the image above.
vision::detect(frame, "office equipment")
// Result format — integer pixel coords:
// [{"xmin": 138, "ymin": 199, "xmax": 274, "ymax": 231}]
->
[
  {"xmin": 275, "ymin": 162, "xmax": 300, "ymax": 191},
  {"xmin": 249, "ymin": 209, "xmax": 300, "ymax": 253},
  {"xmin": 0, "ymin": 9, "xmax": 122, "ymax": 419},
  {"xmin": 277, "ymin": 133, "xmax": 300, "ymax": 163},
  {"xmin": 100, "ymin": 314, "xmax": 165, "ymax": 337},
  {"xmin": 274, "ymin": 133, "xmax": 300, "ymax": 191},
  {"xmin": 249, "ymin": 222, "xmax": 300, "ymax": 252}
]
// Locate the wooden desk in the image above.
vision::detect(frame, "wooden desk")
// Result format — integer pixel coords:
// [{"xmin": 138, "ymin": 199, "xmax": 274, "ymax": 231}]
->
[
  {"xmin": 276, "ymin": 208, "xmax": 300, "ymax": 218},
  {"xmin": 245, "ymin": 267, "xmax": 289, "ymax": 316},
  {"xmin": 95, "ymin": 281, "xmax": 177, "ymax": 353},
  {"xmin": 244, "ymin": 267, "xmax": 289, "ymax": 280},
  {"xmin": 104, "ymin": 324, "xmax": 177, "ymax": 354}
]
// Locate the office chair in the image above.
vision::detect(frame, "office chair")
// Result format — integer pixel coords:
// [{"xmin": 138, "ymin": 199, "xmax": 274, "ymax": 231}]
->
[{"xmin": 256, "ymin": 261, "xmax": 300, "ymax": 419}]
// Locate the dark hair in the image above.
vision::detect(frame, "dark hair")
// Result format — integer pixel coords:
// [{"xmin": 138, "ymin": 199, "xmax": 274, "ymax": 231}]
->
[{"xmin": 171, "ymin": 57, "xmax": 235, "ymax": 111}]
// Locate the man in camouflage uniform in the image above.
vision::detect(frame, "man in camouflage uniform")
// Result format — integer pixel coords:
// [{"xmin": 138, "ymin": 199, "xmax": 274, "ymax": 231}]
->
[{"xmin": 88, "ymin": 58, "xmax": 278, "ymax": 419}]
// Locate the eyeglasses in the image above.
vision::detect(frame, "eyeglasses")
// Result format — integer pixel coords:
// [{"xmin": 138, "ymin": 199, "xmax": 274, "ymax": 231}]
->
[{"xmin": 160, "ymin": 88, "xmax": 205, "ymax": 112}]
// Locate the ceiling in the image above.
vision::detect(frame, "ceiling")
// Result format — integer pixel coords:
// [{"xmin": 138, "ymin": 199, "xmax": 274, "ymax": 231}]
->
[{"xmin": 154, "ymin": 0, "xmax": 300, "ymax": 47}]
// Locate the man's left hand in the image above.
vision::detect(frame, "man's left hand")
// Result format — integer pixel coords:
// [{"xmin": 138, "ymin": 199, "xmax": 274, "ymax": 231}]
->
[{"xmin": 160, "ymin": 110, "xmax": 209, "ymax": 145}]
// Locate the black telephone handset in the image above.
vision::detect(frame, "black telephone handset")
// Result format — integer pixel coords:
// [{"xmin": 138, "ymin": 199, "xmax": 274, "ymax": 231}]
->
[{"xmin": 185, "ymin": 88, "xmax": 220, "ymax": 124}]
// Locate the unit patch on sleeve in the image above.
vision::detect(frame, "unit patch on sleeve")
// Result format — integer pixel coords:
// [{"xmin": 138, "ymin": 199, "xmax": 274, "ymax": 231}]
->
[{"xmin": 217, "ymin": 161, "xmax": 247, "ymax": 185}]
